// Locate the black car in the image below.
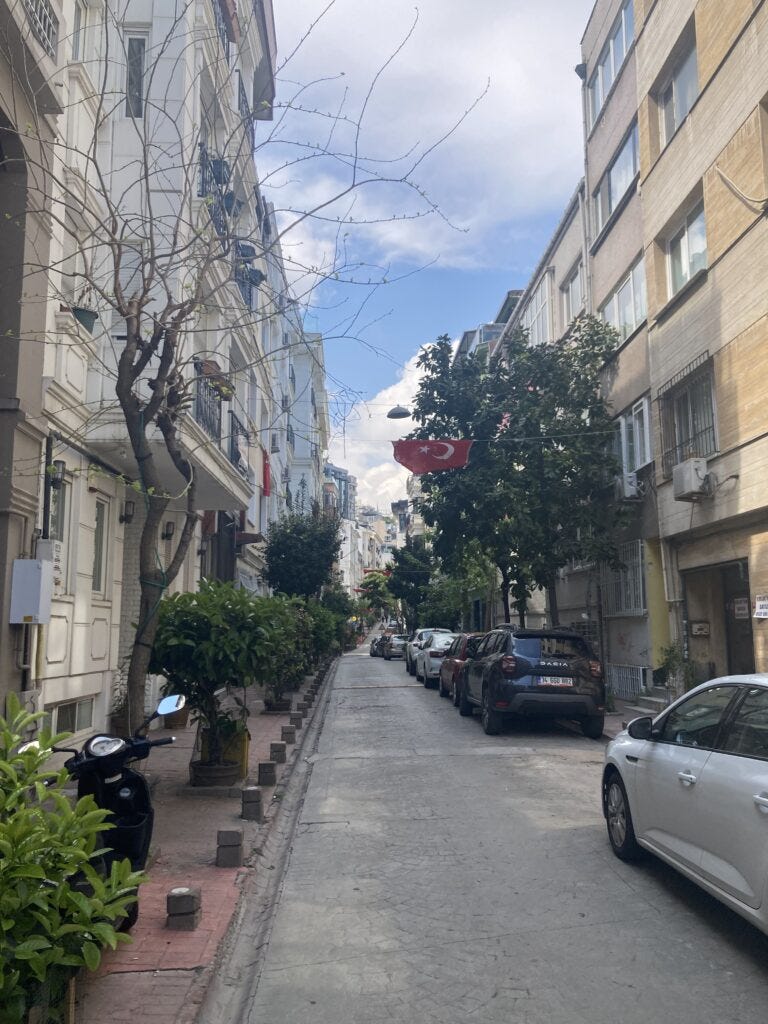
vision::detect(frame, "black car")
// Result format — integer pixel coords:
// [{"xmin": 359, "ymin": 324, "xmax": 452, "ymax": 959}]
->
[{"xmin": 458, "ymin": 628, "xmax": 605, "ymax": 738}]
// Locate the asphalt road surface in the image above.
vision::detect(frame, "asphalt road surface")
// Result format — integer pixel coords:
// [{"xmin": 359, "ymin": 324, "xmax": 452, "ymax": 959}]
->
[{"xmin": 231, "ymin": 647, "xmax": 768, "ymax": 1023}]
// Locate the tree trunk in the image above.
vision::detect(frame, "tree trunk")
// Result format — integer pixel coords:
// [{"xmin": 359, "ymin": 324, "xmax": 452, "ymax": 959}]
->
[
  {"xmin": 547, "ymin": 579, "xmax": 560, "ymax": 627},
  {"xmin": 500, "ymin": 569, "xmax": 511, "ymax": 624}
]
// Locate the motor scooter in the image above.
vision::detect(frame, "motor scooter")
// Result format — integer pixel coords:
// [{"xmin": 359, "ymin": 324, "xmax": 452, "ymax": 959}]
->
[{"xmin": 22, "ymin": 693, "xmax": 185, "ymax": 930}]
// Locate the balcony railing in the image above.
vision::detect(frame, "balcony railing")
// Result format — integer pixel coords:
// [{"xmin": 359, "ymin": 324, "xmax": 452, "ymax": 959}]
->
[
  {"xmin": 234, "ymin": 264, "xmax": 253, "ymax": 308},
  {"xmin": 24, "ymin": 0, "xmax": 58, "ymax": 58},
  {"xmin": 238, "ymin": 73, "xmax": 254, "ymax": 151},
  {"xmin": 212, "ymin": 0, "xmax": 229, "ymax": 56},
  {"xmin": 194, "ymin": 376, "xmax": 222, "ymax": 441},
  {"xmin": 229, "ymin": 411, "xmax": 249, "ymax": 475},
  {"xmin": 198, "ymin": 144, "xmax": 228, "ymax": 239}
]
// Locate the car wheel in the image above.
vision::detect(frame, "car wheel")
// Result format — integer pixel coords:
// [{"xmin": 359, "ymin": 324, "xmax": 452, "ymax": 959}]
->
[
  {"xmin": 582, "ymin": 714, "xmax": 605, "ymax": 740},
  {"xmin": 451, "ymin": 676, "xmax": 461, "ymax": 707},
  {"xmin": 481, "ymin": 688, "xmax": 502, "ymax": 736},
  {"xmin": 438, "ymin": 675, "xmax": 447, "ymax": 698},
  {"xmin": 604, "ymin": 772, "xmax": 642, "ymax": 862},
  {"xmin": 384, "ymin": 653, "xmax": 390, "ymax": 661},
  {"xmin": 458, "ymin": 679, "xmax": 473, "ymax": 717},
  {"xmin": 415, "ymin": 665, "xmax": 423, "ymax": 682}
]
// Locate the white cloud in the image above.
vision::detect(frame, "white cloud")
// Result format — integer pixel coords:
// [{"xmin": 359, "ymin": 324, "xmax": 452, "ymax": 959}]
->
[
  {"xmin": 269, "ymin": 0, "xmax": 594, "ymax": 271},
  {"xmin": 328, "ymin": 350, "xmax": 425, "ymax": 510}
]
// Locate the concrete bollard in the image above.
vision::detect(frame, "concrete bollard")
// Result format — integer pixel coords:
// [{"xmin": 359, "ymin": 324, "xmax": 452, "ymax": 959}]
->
[
  {"xmin": 166, "ymin": 886, "xmax": 202, "ymax": 930},
  {"xmin": 281, "ymin": 724, "xmax": 296, "ymax": 744},
  {"xmin": 216, "ymin": 828, "xmax": 243, "ymax": 868},
  {"xmin": 289, "ymin": 712, "xmax": 303, "ymax": 730},
  {"xmin": 270, "ymin": 741, "xmax": 287, "ymax": 764},
  {"xmin": 241, "ymin": 786, "xmax": 263, "ymax": 822},
  {"xmin": 258, "ymin": 761, "xmax": 277, "ymax": 786}
]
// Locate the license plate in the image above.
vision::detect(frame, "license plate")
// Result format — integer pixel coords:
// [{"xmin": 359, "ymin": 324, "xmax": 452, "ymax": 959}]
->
[{"xmin": 536, "ymin": 676, "xmax": 574, "ymax": 687}]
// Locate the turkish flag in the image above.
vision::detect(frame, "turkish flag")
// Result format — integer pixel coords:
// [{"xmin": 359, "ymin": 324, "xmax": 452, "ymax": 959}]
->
[
  {"xmin": 262, "ymin": 448, "xmax": 271, "ymax": 497},
  {"xmin": 392, "ymin": 440, "xmax": 474, "ymax": 474}
]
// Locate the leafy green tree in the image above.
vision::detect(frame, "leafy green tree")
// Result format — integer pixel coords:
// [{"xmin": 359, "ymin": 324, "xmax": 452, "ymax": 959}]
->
[
  {"xmin": 265, "ymin": 508, "xmax": 342, "ymax": 599},
  {"xmin": 359, "ymin": 571, "xmax": 393, "ymax": 619},
  {"xmin": 412, "ymin": 318, "xmax": 624, "ymax": 623},
  {"xmin": 0, "ymin": 697, "xmax": 143, "ymax": 1022},
  {"xmin": 387, "ymin": 535, "xmax": 434, "ymax": 631}
]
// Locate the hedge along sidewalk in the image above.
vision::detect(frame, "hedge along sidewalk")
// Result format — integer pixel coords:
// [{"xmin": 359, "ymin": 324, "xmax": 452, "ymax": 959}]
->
[{"xmin": 76, "ymin": 663, "xmax": 335, "ymax": 1024}]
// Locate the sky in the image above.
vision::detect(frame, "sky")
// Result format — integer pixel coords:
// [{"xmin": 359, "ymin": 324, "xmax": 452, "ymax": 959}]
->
[{"xmin": 268, "ymin": 0, "xmax": 596, "ymax": 511}]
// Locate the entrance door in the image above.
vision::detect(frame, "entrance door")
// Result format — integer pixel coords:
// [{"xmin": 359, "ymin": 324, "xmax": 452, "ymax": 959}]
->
[{"xmin": 722, "ymin": 562, "xmax": 755, "ymax": 675}]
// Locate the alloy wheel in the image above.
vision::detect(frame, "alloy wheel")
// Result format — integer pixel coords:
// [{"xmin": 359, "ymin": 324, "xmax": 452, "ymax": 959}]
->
[{"xmin": 606, "ymin": 781, "xmax": 627, "ymax": 849}]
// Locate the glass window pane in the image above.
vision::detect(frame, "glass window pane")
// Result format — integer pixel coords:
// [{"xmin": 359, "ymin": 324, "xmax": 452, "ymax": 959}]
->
[
  {"xmin": 75, "ymin": 698, "xmax": 94, "ymax": 732},
  {"xmin": 623, "ymin": 0, "xmax": 634, "ymax": 49},
  {"xmin": 57, "ymin": 702, "xmax": 76, "ymax": 733},
  {"xmin": 662, "ymin": 84, "xmax": 675, "ymax": 143},
  {"xmin": 126, "ymin": 37, "xmax": 145, "ymax": 117},
  {"xmin": 617, "ymin": 278, "xmax": 633, "ymax": 339},
  {"xmin": 687, "ymin": 206, "xmax": 707, "ymax": 276},
  {"xmin": 609, "ymin": 131, "xmax": 636, "ymax": 210},
  {"xmin": 659, "ymin": 685, "xmax": 736, "ymax": 747},
  {"xmin": 72, "ymin": 1, "xmax": 84, "ymax": 60},
  {"xmin": 590, "ymin": 77, "xmax": 601, "ymax": 125},
  {"xmin": 612, "ymin": 22, "xmax": 625, "ymax": 73},
  {"xmin": 50, "ymin": 481, "xmax": 67, "ymax": 542},
  {"xmin": 601, "ymin": 53, "xmax": 613, "ymax": 98},
  {"xmin": 669, "ymin": 228, "xmax": 686, "ymax": 294},
  {"xmin": 92, "ymin": 500, "xmax": 106, "ymax": 592},
  {"xmin": 722, "ymin": 688, "xmax": 768, "ymax": 759},
  {"xmin": 633, "ymin": 401, "xmax": 648, "ymax": 466},
  {"xmin": 632, "ymin": 259, "xmax": 647, "ymax": 323},
  {"xmin": 676, "ymin": 48, "xmax": 699, "ymax": 124}
]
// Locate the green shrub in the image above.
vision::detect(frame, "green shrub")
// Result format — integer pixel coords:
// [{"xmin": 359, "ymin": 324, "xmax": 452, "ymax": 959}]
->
[{"xmin": 0, "ymin": 696, "xmax": 144, "ymax": 1023}]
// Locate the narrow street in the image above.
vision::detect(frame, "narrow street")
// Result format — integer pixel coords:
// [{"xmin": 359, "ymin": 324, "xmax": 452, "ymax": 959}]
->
[{"xmin": 208, "ymin": 648, "xmax": 768, "ymax": 1023}]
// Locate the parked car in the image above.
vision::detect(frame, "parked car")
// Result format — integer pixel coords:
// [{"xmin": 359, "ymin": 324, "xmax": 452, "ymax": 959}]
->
[
  {"xmin": 382, "ymin": 634, "xmax": 408, "ymax": 660},
  {"xmin": 437, "ymin": 632, "xmax": 484, "ymax": 700},
  {"xmin": 369, "ymin": 633, "xmax": 391, "ymax": 657},
  {"xmin": 603, "ymin": 674, "xmax": 768, "ymax": 937},
  {"xmin": 416, "ymin": 633, "xmax": 459, "ymax": 687},
  {"xmin": 458, "ymin": 628, "xmax": 605, "ymax": 737},
  {"xmin": 405, "ymin": 628, "xmax": 451, "ymax": 675}
]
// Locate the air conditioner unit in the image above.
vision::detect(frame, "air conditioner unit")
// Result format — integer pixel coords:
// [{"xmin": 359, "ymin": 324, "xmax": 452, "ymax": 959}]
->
[
  {"xmin": 614, "ymin": 471, "xmax": 640, "ymax": 501},
  {"xmin": 672, "ymin": 457, "xmax": 709, "ymax": 501}
]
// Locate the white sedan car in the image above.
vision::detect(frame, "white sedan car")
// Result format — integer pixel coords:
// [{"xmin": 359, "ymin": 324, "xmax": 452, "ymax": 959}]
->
[
  {"xmin": 416, "ymin": 632, "xmax": 458, "ymax": 688},
  {"xmin": 603, "ymin": 673, "xmax": 768, "ymax": 935}
]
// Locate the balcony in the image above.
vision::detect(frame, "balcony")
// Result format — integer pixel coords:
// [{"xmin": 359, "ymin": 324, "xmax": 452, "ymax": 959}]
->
[
  {"xmin": 286, "ymin": 424, "xmax": 295, "ymax": 451},
  {"xmin": 23, "ymin": 0, "xmax": 58, "ymax": 58},
  {"xmin": 194, "ymin": 376, "xmax": 222, "ymax": 442},
  {"xmin": 229, "ymin": 410, "xmax": 249, "ymax": 476},
  {"xmin": 198, "ymin": 145, "xmax": 228, "ymax": 240},
  {"xmin": 238, "ymin": 73, "xmax": 254, "ymax": 151}
]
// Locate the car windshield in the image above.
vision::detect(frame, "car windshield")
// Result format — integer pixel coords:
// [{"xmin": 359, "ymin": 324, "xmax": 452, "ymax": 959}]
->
[
  {"xmin": 513, "ymin": 634, "xmax": 591, "ymax": 660},
  {"xmin": 431, "ymin": 634, "xmax": 458, "ymax": 649}
]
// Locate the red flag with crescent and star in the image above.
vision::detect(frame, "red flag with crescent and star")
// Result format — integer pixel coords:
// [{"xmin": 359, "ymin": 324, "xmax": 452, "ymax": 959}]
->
[{"xmin": 392, "ymin": 440, "xmax": 474, "ymax": 474}]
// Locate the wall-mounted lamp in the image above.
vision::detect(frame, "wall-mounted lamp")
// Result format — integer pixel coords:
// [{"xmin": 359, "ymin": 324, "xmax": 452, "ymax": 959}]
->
[
  {"xmin": 574, "ymin": 62, "xmax": 587, "ymax": 81},
  {"xmin": 50, "ymin": 460, "xmax": 66, "ymax": 489},
  {"xmin": 197, "ymin": 538, "xmax": 209, "ymax": 557},
  {"xmin": 119, "ymin": 499, "xmax": 135, "ymax": 524},
  {"xmin": 161, "ymin": 521, "xmax": 176, "ymax": 540}
]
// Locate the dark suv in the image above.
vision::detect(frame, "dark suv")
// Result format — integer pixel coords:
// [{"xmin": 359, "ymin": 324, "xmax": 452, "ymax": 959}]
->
[{"xmin": 458, "ymin": 628, "xmax": 605, "ymax": 738}]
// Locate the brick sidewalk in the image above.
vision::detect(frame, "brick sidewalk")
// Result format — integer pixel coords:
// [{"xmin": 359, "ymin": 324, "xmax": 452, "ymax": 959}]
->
[{"xmin": 76, "ymin": 671, "xmax": 328, "ymax": 1024}]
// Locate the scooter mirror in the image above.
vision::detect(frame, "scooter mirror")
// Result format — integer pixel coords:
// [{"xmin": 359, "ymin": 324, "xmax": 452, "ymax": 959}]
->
[{"xmin": 155, "ymin": 694, "xmax": 186, "ymax": 717}]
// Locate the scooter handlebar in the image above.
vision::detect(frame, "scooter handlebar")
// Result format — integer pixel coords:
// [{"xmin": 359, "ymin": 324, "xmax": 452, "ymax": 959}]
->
[{"xmin": 148, "ymin": 736, "xmax": 175, "ymax": 747}]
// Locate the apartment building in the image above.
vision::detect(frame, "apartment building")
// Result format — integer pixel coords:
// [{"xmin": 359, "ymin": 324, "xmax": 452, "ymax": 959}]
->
[
  {"xmin": 287, "ymin": 332, "xmax": 330, "ymax": 512},
  {"xmin": 636, "ymin": 0, "xmax": 768, "ymax": 681},
  {"xmin": 0, "ymin": 0, "xmax": 331, "ymax": 730}
]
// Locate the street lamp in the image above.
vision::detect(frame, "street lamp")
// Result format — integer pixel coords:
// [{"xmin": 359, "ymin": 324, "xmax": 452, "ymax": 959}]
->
[{"xmin": 386, "ymin": 405, "xmax": 411, "ymax": 420}]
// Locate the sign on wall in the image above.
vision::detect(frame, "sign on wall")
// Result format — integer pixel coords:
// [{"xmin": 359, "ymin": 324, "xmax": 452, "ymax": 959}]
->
[{"xmin": 753, "ymin": 595, "xmax": 768, "ymax": 619}]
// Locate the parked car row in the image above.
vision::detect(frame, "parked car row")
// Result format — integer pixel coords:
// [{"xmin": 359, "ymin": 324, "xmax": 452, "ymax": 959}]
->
[
  {"xmin": 400, "ymin": 624, "xmax": 607, "ymax": 739},
  {"xmin": 370, "ymin": 632, "xmax": 408, "ymax": 660}
]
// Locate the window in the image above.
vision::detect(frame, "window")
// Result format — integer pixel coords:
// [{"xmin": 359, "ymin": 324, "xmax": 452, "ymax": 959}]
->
[
  {"xmin": 587, "ymin": 0, "xmax": 635, "ymax": 128},
  {"xmin": 521, "ymin": 275, "xmax": 550, "ymax": 346},
  {"xmin": 91, "ymin": 499, "xmax": 107, "ymax": 592},
  {"xmin": 667, "ymin": 201, "xmax": 706, "ymax": 296},
  {"xmin": 613, "ymin": 396, "xmax": 652, "ymax": 473},
  {"xmin": 71, "ymin": 0, "xmax": 86, "ymax": 60},
  {"xmin": 594, "ymin": 124, "xmax": 639, "ymax": 234},
  {"xmin": 658, "ymin": 686, "xmax": 737, "ymax": 747},
  {"xmin": 50, "ymin": 480, "xmax": 69, "ymax": 543},
  {"xmin": 721, "ymin": 688, "xmax": 768, "ymax": 760},
  {"xmin": 660, "ymin": 45, "xmax": 698, "ymax": 146},
  {"xmin": 600, "ymin": 256, "xmax": 646, "ymax": 341},
  {"xmin": 659, "ymin": 359, "xmax": 717, "ymax": 476},
  {"xmin": 125, "ymin": 36, "xmax": 146, "ymax": 118},
  {"xmin": 601, "ymin": 540, "xmax": 645, "ymax": 617},
  {"xmin": 562, "ymin": 263, "xmax": 584, "ymax": 325},
  {"xmin": 50, "ymin": 697, "xmax": 94, "ymax": 734}
]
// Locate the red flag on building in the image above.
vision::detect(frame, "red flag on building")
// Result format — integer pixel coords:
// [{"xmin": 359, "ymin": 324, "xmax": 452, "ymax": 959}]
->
[
  {"xmin": 392, "ymin": 440, "xmax": 474, "ymax": 475},
  {"xmin": 262, "ymin": 448, "xmax": 271, "ymax": 497}
]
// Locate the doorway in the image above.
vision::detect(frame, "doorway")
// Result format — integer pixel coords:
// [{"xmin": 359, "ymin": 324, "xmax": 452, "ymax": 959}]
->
[
  {"xmin": 722, "ymin": 561, "xmax": 755, "ymax": 675},
  {"xmin": 683, "ymin": 559, "xmax": 755, "ymax": 679}
]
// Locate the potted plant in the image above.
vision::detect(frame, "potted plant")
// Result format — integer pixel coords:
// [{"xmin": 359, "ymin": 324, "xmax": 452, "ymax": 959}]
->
[
  {"xmin": 149, "ymin": 581, "xmax": 272, "ymax": 786},
  {"xmin": 71, "ymin": 287, "xmax": 99, "ymax": 334}
]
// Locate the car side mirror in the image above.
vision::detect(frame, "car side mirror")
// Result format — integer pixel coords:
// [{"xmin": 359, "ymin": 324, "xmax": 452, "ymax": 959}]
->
[{"xmin": 627, "ymin": 716, "xmax": 654, "ymax": 740}]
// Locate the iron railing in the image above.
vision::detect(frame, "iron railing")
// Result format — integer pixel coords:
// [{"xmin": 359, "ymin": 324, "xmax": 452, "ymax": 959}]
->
[
  {"xmin": 606, "ymin": 663, "xmax": 646, "ymax": 701},
  {"xmin": 194, "ymin": 376, "xmax": 222, "ymax": 441},
  {"xmin": 234, "ymin": 264, "xmax": 252, "ymax": 308},
  {"xmin": 228, "ymin": 410, "xmax": 249, "ymax": 474},
  {"xmin": 601, "ymin": 539, "xmax": 645, "ymax": 617},
  {"xmin": 23, "ymin": 0, "xmax": 58, "ymax": 58},
  {"xmin": 212, "ymin": 0, "xmax": 229, "ymax": 55},
  {"xmin": 198, "ymin": 144, "xmax": 228, "ymax": 239}
]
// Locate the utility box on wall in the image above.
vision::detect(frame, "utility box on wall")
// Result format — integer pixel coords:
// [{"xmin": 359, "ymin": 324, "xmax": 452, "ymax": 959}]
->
[{"xmin": 9, "ymin": 559, "xmax": 54, "ymax": 624}]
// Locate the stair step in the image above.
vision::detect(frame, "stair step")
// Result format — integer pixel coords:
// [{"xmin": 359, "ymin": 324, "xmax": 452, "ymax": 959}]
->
[{"xmin": 633, "ymin": 694, "xmax": 669, "ymax": 713}]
